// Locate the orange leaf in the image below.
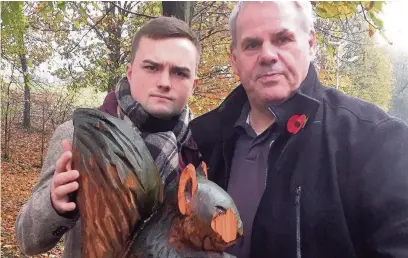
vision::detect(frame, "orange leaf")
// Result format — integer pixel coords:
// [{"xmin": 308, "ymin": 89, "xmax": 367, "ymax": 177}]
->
[{"xmin": 369, "ymin": 24, "xmax": 375, "ymax": 38}]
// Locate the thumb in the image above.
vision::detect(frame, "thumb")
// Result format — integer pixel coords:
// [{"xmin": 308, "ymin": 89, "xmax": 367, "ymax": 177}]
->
[
  {"xmin": 62, "ymin": 139, "xmax": 72, "ymax": 153},
  {"xmin": 61, "ymin": 139, "xmax": 72, "ymax": 171}
]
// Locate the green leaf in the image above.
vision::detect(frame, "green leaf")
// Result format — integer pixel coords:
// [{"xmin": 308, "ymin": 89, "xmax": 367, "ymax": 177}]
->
[
  {"xmin": 79, "ymin": 5, "xmax": 87, "ymax": 18},
  {"xmin": 57, "ymin": 1, "xmax": 66, "ymax": 11},
  {"xmin": 368, "ymin": 12, "xmax": 384, "ymax": 29},
  {"xmin": 328, "ymin": 45, "xmax": 335, "ymax": 57},
  {"xmin": 373, "ymin": 1, "xmax": 384, "ymax": 12},
  {"xmin": 74, "ymin": 20, "xmax": 80, "ymax": 29},
  {"xmin": 92, "ymin": 2, "xmax": 99, "ymax": 9},
  {"xmin": 27, "ymin": 59, "xmax": 33, "ymax": 67}
]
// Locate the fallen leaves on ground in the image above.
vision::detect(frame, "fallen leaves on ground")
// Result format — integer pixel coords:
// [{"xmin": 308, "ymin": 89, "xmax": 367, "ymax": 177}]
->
[{"xmin": 1, "ymin": 124, "xmax": 64, "ymax": 257}]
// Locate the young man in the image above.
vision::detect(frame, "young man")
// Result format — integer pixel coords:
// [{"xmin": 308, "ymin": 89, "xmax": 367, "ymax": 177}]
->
[
  {"xmin": 15, "ymin": 17, "xmax": 201, "ymax": 257},
  {"xmin": 190, "ymin": 2, "xmax": 408, "ymax": 258}
]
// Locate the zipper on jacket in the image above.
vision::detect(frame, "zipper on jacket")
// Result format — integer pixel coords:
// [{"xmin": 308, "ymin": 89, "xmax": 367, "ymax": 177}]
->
[
  {"xmin": 264, "ymin": 139, "xmax": 275, "ymax": 189},
  {"xmin": 295, "ymin": 185, "xmax": 302, "ymax": 258},
  {"xmin": 222, "ymin": 140, "xmax": 230, "ymax": 189}
]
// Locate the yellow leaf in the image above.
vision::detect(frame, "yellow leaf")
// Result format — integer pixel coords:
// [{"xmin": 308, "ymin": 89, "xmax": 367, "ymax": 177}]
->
[
  {"xmin": 369, "ymin": 24, "xmax": 375, "ymax": 38},
  {"xmin": 363, "ymin": 1, "xmax": 375, "ymax": 10}
]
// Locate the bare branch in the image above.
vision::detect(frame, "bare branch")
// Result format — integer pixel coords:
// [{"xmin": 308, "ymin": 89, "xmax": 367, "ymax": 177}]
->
[
  {"xmin": 110, "ymin": 2, "xmax": 157, "ymax": 19},
  {"xmin": 59, "ymin": 5, "xmax": 115, "ymax": 56},
  {"xmin": 192, "ymin": 2, "xmax": 216, "ymax": 20},
  {"xmin": 200, "ymin": 29, "xmax": 229, "ymax": 41},
  {"xmin": 359, "ymin": 2, "xmax": 379, "ymax": 30}
]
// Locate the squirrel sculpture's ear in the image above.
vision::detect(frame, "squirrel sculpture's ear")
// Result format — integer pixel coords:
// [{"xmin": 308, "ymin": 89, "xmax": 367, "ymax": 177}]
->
[
  {"xmin": 196, "ymin": 161, "xmax": 208, "ymax": 180},
  {"xmin": 178, "ymin": 164, "xmax": 198, "ymax": 215}
]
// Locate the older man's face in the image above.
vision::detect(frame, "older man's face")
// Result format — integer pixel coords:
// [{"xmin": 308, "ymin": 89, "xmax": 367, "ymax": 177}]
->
[{"xmin": 231, "ymin": 2, "xmax": 316, "ymax": 106}]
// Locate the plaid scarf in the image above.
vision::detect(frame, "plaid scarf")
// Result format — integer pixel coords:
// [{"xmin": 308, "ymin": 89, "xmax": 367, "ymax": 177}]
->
[{"xmin": 115, "ymin": 78, "xmax": 193, "ymax": 186}]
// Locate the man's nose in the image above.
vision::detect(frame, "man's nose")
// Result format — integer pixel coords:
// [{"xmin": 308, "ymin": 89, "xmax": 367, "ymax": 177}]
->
[
  {"xmin": 259, "ymin": 43, "xmax": 278, "ymax": 65},
  {"xmin": 157, "ymin": 71, "xmax": 171, "ymax": 90}
]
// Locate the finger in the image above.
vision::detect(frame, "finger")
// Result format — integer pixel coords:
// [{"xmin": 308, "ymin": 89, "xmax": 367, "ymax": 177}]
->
[
  {"xmin": 61, "ymin": 140, "xmax": 72, "ymax": 171},
  {"xmin": 54, "ymin": 170, "xmax": 79, "ymax": 187},
  {"xmin": 57, "ymin": 202, "xmax": 76, "ymax": 213},
  {"xmin": 55, "ymin": 151, "xmax": 72, "ymax": 174},
  {"xmin": 54, "ymin": 181, "xmax": 79, "ymax": 199}
]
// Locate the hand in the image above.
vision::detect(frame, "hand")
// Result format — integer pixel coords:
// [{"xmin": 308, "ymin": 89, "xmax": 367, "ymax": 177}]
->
[{"xmin": 50, "ymin": 139, "xmax": 79, "ymax": 214}]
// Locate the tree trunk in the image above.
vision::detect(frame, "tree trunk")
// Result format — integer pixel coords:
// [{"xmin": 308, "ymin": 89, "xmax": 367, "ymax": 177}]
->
[
  {"xmin": 162, "ymin": 1, "xmax": 195, "ymax": 25},
  {"xmin": 41, "ymin": 103, "xmax": 45, "ymax": 167},
  {"xmin": 2, "ymin": 81, "xmax": 11, "ymax": 159},
  {"xmin": 106, "ymin": 1, "xmax": 124, "ymax": 92},
  {"xmin": 20, "ymin": 53, "xmax": 30, "ymax": 128}
]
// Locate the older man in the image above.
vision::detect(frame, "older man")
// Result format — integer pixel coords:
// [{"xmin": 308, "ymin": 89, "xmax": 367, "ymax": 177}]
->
[
  {"xmin": 16, "ymin": 16, "xmax": 201, "ymax": 257},
  {"xmin": 190, "ymin": 2, "xmax": 408, "ymax": 258}
]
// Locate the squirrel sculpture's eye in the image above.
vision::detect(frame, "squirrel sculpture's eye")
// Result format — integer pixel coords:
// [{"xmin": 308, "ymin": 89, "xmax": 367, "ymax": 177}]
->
[{"xmin": 215, "ymin": 205, "xmax": 227, "ymax": 214}]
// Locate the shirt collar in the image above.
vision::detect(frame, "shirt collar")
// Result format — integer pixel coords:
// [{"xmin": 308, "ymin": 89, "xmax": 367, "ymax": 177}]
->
[{"xmin": 218, "ymin": 62, "xmax": 321, "ymax": 139}]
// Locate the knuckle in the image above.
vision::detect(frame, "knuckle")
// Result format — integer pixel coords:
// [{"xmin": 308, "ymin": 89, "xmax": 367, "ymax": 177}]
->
[
  {"xmin": 55, "ymin": 185, "xmax": 66, "ymax": 198},
  {"xmin": 53, "ymin": 175, "xmax": 61, "ymax": 186},
  {"xmin": 67, "ymin": 181, "xmax": 77, "ymax": 191},
  {"xmin": 54, "ymin": 173, "xmax": 66, "ymax": 186},
  {"xmin": 53, "ymin": 187, "xmax": 61, "ymax": 198}
]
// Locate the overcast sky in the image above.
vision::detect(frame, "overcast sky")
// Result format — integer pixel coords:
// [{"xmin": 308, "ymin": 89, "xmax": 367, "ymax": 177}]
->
[{"xmin": 381, "ymin": 0, "xmax": 408, "ymax": 53}]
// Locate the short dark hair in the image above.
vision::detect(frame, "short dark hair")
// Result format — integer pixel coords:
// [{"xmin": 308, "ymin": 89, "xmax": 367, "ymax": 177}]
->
[{"xmin": 129, "ymin": 16, "xmax": 201, "ymax": 64}]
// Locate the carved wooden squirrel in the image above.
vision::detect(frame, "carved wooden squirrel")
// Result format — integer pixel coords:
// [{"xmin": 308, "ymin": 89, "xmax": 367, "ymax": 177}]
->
[{"xmin": 72, "ymin": 108, "xmax": 243, "ymax": 258}]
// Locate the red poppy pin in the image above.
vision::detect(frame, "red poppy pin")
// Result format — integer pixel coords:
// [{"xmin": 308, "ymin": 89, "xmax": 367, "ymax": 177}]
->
[{"xmin": 287, "ymin": 114, "xmax": 308, "ymax": 134}]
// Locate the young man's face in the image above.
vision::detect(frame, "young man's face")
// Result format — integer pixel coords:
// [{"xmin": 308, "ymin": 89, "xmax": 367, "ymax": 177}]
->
[
  {"xmin": 126, "ymin": 37, "xmax": 198, "ymax": 118},
  {"xmin": 231, "ymin": 2, "xmax": 316, "ymax": 107}
]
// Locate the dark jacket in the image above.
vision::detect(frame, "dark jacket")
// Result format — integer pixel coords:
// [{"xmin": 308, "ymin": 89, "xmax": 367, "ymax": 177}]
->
[{"xmin": 189, "ymin": 64, "xmax": 408, "ymax": 258}]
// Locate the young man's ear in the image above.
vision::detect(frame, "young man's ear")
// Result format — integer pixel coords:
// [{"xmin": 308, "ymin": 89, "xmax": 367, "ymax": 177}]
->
[
  {"xmin": 126, "ymin": 63, "xmax": 133, "ymax": 81},
  {"xmin": 193, "ymin": 78, "xmax": 199, "ymax": 91}
]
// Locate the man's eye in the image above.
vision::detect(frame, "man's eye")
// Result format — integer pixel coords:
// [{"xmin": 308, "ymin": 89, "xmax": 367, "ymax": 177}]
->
[
  {"xmin": 246, "ymin": 42, "xmax": 260, "ymax": 49},
  {"xmin": 145, "ymin": 66, "xmax": 157, "ymax": 71},
  {"xmin": 175, "ymin": 71, "xmax": 188, "ymax": 78},
  {"xmin": 278, "ymin": 37, "xmax": 290, "ymax": 44}
]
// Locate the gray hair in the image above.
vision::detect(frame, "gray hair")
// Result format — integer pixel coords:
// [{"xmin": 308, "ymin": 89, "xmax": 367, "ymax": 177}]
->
[{"xmin": 229, "ymin": 1, "xmax": 316, "ymax": 47}]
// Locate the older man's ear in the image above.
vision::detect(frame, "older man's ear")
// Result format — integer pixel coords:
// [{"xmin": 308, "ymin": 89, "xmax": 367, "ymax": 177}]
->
[{"xmin": 309, "ymin": 31, "xmax": 317, "ymax": 58}]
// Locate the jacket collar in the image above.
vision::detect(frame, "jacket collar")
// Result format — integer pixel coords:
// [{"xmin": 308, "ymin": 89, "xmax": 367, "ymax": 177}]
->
[{"xmin": 218, "ymin": 62, "xmax": 321, "ymax": 137}]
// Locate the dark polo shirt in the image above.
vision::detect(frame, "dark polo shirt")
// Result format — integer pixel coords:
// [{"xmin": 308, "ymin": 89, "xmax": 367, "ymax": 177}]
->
[{"xmin": 226, "ymin": 102, "xmax": 279, "ymax": 258}]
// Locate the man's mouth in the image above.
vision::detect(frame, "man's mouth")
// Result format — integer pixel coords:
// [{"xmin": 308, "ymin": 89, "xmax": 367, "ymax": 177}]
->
[
  {"xmin": 150, "ymin": 94, "xmax": 173, "ymax": 101},
  {"xmin": 258, "ymin": 73, "xmax": 282, "ymax": 82}
]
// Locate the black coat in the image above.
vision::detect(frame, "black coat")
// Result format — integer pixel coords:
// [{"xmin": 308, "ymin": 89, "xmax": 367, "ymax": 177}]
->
[{"xmin": 189, "ymin": 64, "xmax": 408, "ymax": 258}]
